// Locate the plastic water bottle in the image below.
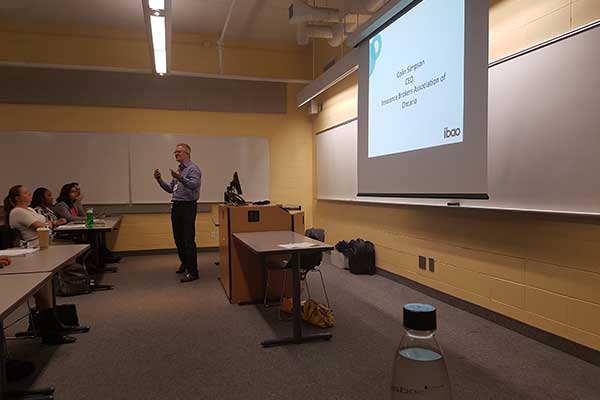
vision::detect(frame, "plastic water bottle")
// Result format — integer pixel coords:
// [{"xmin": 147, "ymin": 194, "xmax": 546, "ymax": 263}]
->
[
  {"xmin": 85, "ymin": 208, "xmax": 94, "ymax": 228},
  {"xmin": 391, "ymin": 304, "xmax": 452, "ymax": 400}
]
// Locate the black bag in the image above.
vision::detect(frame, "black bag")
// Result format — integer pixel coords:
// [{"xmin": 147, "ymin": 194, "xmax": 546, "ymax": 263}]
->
[
  {"xmin": 55, "ymin": 263, "xmax": 92, "ymax": 296},
  {"xmin": 348, "ymin": 239, "xmax": 376, "ymax": 275},
  {"xmin": 55, "ymin": 304, "xmax": 80, "ymax": 326},
  {"xmin": 29, "ymin": 304, "xmax": 81, "ymax": 332}
]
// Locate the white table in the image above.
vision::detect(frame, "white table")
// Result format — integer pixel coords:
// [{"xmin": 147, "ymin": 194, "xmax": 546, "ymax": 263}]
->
[
  {"xmin": 54, "ymin": 217, "xmax": 121, "ymax": 273},
  {"xmin": 0, "ymin": 245, "xmax": 90, "ymax": 276},
  {"xmin": 233, "ymin": 231, "xmax": 334, "ymax": 348}
]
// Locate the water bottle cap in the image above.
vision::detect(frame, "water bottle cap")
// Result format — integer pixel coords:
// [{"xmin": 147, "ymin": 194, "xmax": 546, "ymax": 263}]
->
[{"xmin": 403, "ymin": 303, "xmax": 437, "ymax": 331}]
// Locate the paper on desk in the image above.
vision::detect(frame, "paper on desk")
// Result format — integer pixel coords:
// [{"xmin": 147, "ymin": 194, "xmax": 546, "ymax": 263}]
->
[
  {"xmin": 278, "ymin": 242, "xmax": 317, "ymax": 249},
  {"xmin": 0, "ymin": 248, "xmax": 39, "ymax": 257},
  {"xmin": 55, "ymin": 224, "xmax": 87, "ymax": 230}
]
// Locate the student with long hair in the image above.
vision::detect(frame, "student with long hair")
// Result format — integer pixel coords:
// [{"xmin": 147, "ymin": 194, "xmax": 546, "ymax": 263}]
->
[
  {"xmin": 53, "ymin": 182, "xmax": 120, "ymax": 265},
  {"xmin": 4, "ymin": 185, "xmax": 79, "ymax": 344},
  {"xmin": 53, "ymin": 183, "xmax": 85, "ymax": 223},
  {"xmin": 31, "ymin": 187, "xmax": 67, "ymax": 228}
]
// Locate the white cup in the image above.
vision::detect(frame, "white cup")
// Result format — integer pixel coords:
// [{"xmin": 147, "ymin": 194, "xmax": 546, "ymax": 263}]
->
[{"xmin": 37, "ymin": 227, "xmax": 50, "ymax": 249}]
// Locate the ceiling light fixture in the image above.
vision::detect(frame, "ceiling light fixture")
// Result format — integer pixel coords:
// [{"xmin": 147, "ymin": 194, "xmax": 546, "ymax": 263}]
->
[
  {"xmin": 142, "ymin": 0, "xmax": 171, "ymax": 75},
  {"xmin": 148, "ymin": 0, "xmax": 165, "ymax": 11}
]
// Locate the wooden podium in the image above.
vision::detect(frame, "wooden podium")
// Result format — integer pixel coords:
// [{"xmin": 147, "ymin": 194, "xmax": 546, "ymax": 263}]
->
[{"xmin": 218, "ymin": 204, "xmax": 304, "ymax": 304}]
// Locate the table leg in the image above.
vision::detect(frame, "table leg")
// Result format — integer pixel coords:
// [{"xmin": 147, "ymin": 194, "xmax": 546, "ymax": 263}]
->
[
  {"xmin": 292, "ymin": 251, "xmax": 302, "ymax": 340},
  {"xmin": 99, "ymin": 232, "xmax": 117, "ymax": 273},
  {"xmin": 1, "ymin": 321, "xmax": 6, "ymax": 400},
  {"xmin": 261, "ymin": 251, "xmax": 332, "ymax": 348},
  {"xmin": 1, "ymin": 321, "xmax": 56, "ymax": 400}
]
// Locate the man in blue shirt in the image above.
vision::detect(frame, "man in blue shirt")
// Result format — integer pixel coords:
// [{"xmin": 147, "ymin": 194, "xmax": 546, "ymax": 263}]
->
[{"xmin": 154, "ymin": 143, "xmax": 202, "ymax": 283}]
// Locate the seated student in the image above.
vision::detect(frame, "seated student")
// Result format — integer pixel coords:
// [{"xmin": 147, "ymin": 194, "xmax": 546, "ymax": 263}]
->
[
  {"xmin": 4, "ymin": 185, "xmax": 79, "ymax": 344},
  {"xmin": 31, "ymin": 187, "xmax": 67, "ymax": 228},
  {"xmin": 60, "ymin": 182, "xmax": 121, "ymax": 264},
  {"xmin": 53, "ymin": 183, "xmax": 85, "ymax": 223},
  {"xmin": 70, "ymin": 182, "xmax": 87, "ymax": 217}
]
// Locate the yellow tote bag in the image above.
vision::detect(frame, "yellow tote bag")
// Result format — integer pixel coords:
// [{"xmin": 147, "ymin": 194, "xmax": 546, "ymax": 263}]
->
[{"xmin": 301, "ymin": 299, "xmax": 335, "ymax": 328}]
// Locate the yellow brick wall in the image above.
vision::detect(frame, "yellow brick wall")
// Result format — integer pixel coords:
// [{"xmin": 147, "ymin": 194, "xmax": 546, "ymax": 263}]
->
[
  {"xmin": 0, "ymin": 21, "xmax": 311, "ymax": 81},
  {"xmin": 313, "ymin": 1, "xmax": 600, "ymax": 350}
]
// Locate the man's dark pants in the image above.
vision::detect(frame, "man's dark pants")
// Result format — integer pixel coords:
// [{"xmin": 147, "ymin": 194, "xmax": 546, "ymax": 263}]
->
[{"xmin": 171, "ymin": 201, "xmax": 198, "ymax": 275}]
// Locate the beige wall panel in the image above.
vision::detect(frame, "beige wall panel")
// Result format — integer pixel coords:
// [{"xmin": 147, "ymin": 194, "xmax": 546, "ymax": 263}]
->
[
  {"xmin": 490, "ymin": 278, "xmax": 526, "ymax": 309},
  {"xmin": 568, "ymin": 269, "xmax": 600, "ymax": 305},
  {"xmin": 313, "ymin": 73, "xmax": 358, "ymax": 133},
  {"xmin": 566, "ymin": 326, "xmax": 600, "ymax": 351},
  {"xmin": 490, "ymin": 0, "xmax": 571, "ymax": 36},
  {"xmin": 525, "ymin": 261, "xmax": 570, "ymax": 295},
  {"xmin": 572, "ymin": 0, "xmax": 600, "ymax": 27},
  {"xmin": 525, "ymin": 237, "xmax": 600, "ymax": 274},
  {"xmin": 568, "ymin": 299, "xmax": 600, "ymax": 335},
  {"xmin": 111, "ymin": 212, "xmax": 219, "ymax": 252},
  {"xmin": 489, "ymin": 300, "xmax": 529, "ymax": 323},
  {"xmin": 525, "ymin": 287, "xmax": 570, "ymax": 324},
  {"xmin": 526, "ymin": 312, "xmax": 571, "ymax": 338},
  {"xmin": 440, "ymin": 247, "xmax": 526, "ymax": 284},
  {"xmin": 489, "ymin": 25, "xmax": 530, "ymax": 61},
  {"xmin": 525, "ymin": 5, "xmax": 572, "ymax": 45},
  {"xmin": 438, "ymin": 263, "xmax": 492, "ymax": 299},
  {"xmin": 375, "ymin": 245, "xmax": 419, "ymax": 273},
  {"xmin": 0, "ymin": 24, "xmax": 312, "ymax": 81}
]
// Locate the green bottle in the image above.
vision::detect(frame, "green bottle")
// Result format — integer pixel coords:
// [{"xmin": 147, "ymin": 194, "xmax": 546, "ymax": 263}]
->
[{"xmin": 85, "ymin": 208, "xmax": 94, "ymax": 228}]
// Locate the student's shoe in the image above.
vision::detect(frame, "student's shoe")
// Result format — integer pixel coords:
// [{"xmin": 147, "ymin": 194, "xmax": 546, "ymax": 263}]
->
[
  {"xmin": 42, "ymin": 334, "xmax": 77, "ymax": 345},
  {"xmin": 103, "ymin": 255, "xmax": 121, "ymax": 264},
  {"xmin": 176, "ymin": 265, "xmax": 187, "ymax": 274},
  {"xmin": 37, "ymin": 308, "xmax": 80, "ymax": 344},
  {"xmin": 180, "ymin": 273, "xmax": 199, "ymax": 283}
]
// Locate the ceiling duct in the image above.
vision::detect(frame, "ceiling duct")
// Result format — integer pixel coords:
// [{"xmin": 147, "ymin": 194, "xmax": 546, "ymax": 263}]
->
[
  {"xmin": 290, "ymin": 0, "xmax": 388, "ymax": 47},
  {"xmin": 297, "ymin": 22, "xmax": 334, "ymax": 46},
  {"xmin": 359, "ymin": 0, "xmax": 387, "ymax": 14},
  {"xmin": 289, "ymin": 0, "xmax": 341, "ymax": 24}
]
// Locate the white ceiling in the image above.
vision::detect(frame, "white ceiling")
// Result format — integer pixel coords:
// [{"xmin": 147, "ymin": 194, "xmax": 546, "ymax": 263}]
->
[
  {"xmin": 0, "ymin": 0, "xmax": 381, "ymax": 43},
  {"xmin": 0, "ymin": 0, "xmax": 356, "ymax": 43}
]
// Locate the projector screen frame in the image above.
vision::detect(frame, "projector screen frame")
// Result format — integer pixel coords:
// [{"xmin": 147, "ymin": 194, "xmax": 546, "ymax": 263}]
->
[{"xmin": 356, "ymin": 0, "xmax": 489, "ymax": 200}]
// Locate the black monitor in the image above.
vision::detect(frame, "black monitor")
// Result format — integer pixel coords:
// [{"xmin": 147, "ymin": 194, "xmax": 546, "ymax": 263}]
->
[
  {"xmin": 230, "ymin": 171, "xmax": 242, "ymax": 195},
  {"xmin": 224, "ymin": 171, "xmax": 245, "ymax": 205}
]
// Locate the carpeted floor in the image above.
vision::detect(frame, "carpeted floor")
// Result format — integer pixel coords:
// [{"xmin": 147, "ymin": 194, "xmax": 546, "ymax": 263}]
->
[{"xmin": 4, "ymin": 253, "xmax": 600, "ymax": 400}]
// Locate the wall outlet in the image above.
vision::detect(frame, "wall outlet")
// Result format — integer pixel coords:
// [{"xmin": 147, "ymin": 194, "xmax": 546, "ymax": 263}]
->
[
  {"xmin": 210, "ymin": 231, "xmax": 217, "ymax": 239},
  {"xmin": 418, "ymin": 256, "xmax": 426, "ymax": 270},
  {"xmin": 428, "ymin": 258, "xmax": 435, "ymax": 272}
]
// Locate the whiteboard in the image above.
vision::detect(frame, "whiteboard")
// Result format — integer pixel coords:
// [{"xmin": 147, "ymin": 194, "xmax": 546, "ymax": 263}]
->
[
  {"xmin": 316, "ymin": 23, "xmax": 600, "ymax": 215},
  {"xmin": 130, "ymin": 134, "xmax": 269, "ymax": 203},
  {"xmin": 0, "ymin": 132, "xmax": 130, "ymax": 204},
  {"xmin": 317, "ymin": 120, "xmax": 358, "ymax": 200}
]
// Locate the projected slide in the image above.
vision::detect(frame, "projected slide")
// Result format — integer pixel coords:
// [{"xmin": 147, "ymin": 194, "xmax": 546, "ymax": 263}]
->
[{"xmin": 368, "ymin": 0, "xmax": 465, "ymax": 158}]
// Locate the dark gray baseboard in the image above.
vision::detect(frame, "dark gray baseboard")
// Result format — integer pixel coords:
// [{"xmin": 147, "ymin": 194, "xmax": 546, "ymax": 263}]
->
[
  {"xmin": 115, "ymin": 247, "xmax": 218, "ymax": 257},
  {"xmin": 377, "ymin": 267, "xmax": 600, "ymax": 367}
]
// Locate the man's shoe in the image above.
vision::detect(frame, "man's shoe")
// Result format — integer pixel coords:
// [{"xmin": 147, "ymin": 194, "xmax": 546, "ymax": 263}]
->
[
  {"xmin": 180, "ymin": 273, "xmax": 199, "ymax": 283},
  {"xmin": 176, "ymin": 266, "xmax": 187, "ymax": 274}
]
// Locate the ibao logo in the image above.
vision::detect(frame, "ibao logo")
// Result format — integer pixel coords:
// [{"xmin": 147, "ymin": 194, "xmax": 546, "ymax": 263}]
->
[{"xmin": 444, "ymin": 127, "xmax": 461, "ymax": 139}]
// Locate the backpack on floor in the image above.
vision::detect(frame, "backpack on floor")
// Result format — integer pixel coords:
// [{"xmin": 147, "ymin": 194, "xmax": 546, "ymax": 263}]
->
[
  {"xmin": 55, "ymin": 263, "xmax": 92, "ymax": 296},
  {"xmin": 348, "ymin": 239, "xmax": 376, "ymax": 275}
]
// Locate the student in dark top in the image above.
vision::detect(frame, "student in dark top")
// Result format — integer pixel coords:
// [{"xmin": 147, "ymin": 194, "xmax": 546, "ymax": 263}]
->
[
  {"xmin": 53, "ymin": 183, "xmax": 85, "ymax": 223},
  {"xmin": 70, "ymin": 182, "xmax": 86, "ymax": 216},
  {"xmin": 53, "ymin": 183, "xmax": 120, "ymax": 264},
  {"xmin": 31, "ymin": 187, "xmax": 67, "ymax": 228}
]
